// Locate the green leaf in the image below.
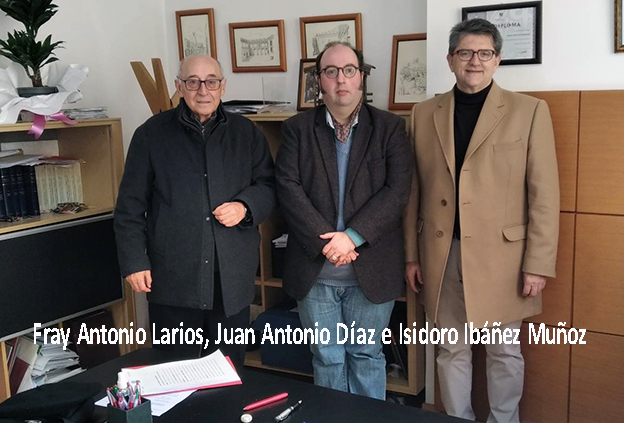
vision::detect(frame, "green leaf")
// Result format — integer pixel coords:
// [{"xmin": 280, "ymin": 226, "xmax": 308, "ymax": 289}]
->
[{"xmin": 0, "ymin": 0, "xmax": 59, "ymax": 36}]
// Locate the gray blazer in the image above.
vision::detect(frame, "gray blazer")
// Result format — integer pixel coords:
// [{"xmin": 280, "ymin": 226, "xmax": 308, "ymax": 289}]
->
[{"xmin": 275, "ymin": 104, "xmax": 414, "ymax": 304}]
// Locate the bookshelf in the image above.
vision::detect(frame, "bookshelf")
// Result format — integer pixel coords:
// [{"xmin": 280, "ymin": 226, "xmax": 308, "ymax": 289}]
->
[
  {"xmin": 0, "ymin": 119, "xmax": 137, "ymax": 402},
  {"xmin": 244, "ymin": 112, "xmax": 425, "ymax": 396}
]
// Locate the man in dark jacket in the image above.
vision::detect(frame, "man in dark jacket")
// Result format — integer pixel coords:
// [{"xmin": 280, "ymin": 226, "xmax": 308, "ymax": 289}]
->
[
  {"xmin": 114, "ymin": 55, "xmax": 276, "ymax": 367},
  {"xmin": 275, "ymin": 43, "xmax": 414, "ymax": 399}
]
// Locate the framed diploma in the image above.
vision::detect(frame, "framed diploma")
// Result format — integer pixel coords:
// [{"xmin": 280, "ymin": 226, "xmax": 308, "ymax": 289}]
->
[
  {"xmin": 616, "ymin": 0, "xmax": 624, "ymax": 53},
  {"xmin": 462, "ymin": 1, "xmax": 542, "ymax": 65}
]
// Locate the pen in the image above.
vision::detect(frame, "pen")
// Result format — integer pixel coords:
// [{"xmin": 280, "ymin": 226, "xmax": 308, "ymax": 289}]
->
[
  {"xmin": 274, "ymin": 400, "xmax": 302, "ymax": 422},
  {"xmin": 243, "ymin": 392, "xmax": 288, "ymax": 411},
  {"xmin": 106, "ymin": 388, "xmax": 117, "ymax": 408}
]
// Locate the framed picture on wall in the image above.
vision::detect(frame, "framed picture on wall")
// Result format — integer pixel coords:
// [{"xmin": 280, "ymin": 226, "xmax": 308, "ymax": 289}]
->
[
  {"xmin": 228, "ymin": 20, "xmax": 287, "ymax": 72},
  {"xmin": 462, "ymin": 1, "xmax": 542, "ymax": 65},
  {"xmin": 616, "ymin": 0, "xmax": 624, "ymax": 52},
  {"xmin": 176, "ymin": 8, "xmax": 217, "ymax": 60},
  {"xmin": 297, "ymin": 59, "xmax": 319, "ymax": 111},
  {"xmin": 388, "ymin": 33, "xmax": 427, "ymax": 110},
  {"xmin": 299, "ymin": 13, "xmax": 362, "ymax": 58}
]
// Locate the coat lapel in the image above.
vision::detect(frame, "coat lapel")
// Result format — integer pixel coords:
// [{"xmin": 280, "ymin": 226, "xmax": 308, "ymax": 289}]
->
[
  {"xmin": 465, "ymin": 81, "xmax": 506, "ymax": 160},
  {"xmin": 314, "ymin": 108, "xmax": 340, "ymax": 210},
  {"xmin": 345, "ymin": 105, "xmax": 372, "ymax": 196},
  {"xmin": 433, "ymin": 91, "xmax": 456, "ymax": 181}
]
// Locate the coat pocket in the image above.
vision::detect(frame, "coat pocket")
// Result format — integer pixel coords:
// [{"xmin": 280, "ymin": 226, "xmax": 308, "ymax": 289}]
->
[
  {"xmin": 502, "ymin": 223, "xmax": 528, "ymax": 241},
  {"xmin": 494, "ymin": 139, "xmax": 523, "ymax": 152}
]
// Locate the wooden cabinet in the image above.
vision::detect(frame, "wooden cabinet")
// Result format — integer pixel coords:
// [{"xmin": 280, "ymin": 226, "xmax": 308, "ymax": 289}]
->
[
  {"xmin": 0, "ymin": 119, "xmax": 137, "ymax": 402},
  {"xmin": 243, "ymin": 112, "xmax": 425, "ymax": 396},
  {"xmin": 428, "ymin": 91, "xmax": 624, "ymax": 422}
]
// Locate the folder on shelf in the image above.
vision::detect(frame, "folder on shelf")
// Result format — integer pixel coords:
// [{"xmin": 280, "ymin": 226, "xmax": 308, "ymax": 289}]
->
[
  {"xmin": 121, "ymin": 350, "xmax": 241, "ymax": 396},
  {"xmin": 8, "ymin": 337, "xmax": 40, "ymax": 395}
]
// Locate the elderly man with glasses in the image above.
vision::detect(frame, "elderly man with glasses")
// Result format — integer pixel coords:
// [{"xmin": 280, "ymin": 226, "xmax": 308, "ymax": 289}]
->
[
  {"xmin": 275, "ymin": 42, "xmax": 414, "ymax": 400},
  {"xmin": 404, "ymin": 19, "xmax": 559, "ymax": 422},
  {"xmin": 114, "ymin": 55, "xmax": 276, "ymax": 367}
]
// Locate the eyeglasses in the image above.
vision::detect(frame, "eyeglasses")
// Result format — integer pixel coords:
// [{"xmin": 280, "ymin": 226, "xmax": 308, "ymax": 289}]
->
[
  {"xmin": 177, "ymin": 77, "xmax": 224, "ymax": 91},
  {"xmin": 320, "ymin": 65, "xmax": 360, "ymax": 79},
  {"xmin": 453, "ymin": 49, "xmax": 496, "ymax": 61}
]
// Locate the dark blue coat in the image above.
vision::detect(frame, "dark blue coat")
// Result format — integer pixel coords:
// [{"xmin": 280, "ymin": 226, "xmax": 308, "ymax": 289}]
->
[{"xmin": 114, "ymin": 101, "xmax": 276, "ymax": 316}]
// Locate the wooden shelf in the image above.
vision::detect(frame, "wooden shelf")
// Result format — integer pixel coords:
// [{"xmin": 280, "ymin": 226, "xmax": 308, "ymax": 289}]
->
[
  {"xmin": 0, "ymin": 207, "xmax": 114, "ymax": 235},
  {"xmin": 0, "ymin": 118, "xmax": 136, "ymax": 403},
  {"xmin": 245, "ymin": 350, "xmax": 413, "ymax": 395},
  {"xmin": 0, "ymin": 118, "xmax": 121, "ymax": 133},
  {"xmin": 264, "ymin": 278, "xmax": 283, "ymax": 288},
  {"xmin": 245, "ymin": 112, "xmax": 297, "ymax": 122}
]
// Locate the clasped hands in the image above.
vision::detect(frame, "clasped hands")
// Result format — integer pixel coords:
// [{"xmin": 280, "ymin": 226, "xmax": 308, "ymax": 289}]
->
[{"xmin": 320, "ymin": 232, "xmax": 358, "ymax": 267}]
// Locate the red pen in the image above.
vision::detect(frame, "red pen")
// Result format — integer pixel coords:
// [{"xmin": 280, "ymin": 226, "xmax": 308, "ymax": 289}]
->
[{"xmin": 243, "ymin": 392, "xmax": 288, "ymax": 411}]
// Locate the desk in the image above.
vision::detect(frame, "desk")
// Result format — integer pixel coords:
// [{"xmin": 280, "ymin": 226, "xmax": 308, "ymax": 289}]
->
[{"xmin": 71, "ymin": 349, "xmax": 467, "ymax": 423}]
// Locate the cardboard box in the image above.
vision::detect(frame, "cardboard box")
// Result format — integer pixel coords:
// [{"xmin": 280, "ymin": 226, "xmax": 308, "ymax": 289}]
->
[{"xmin": 251, "ymin": 301, "xmax": 313, "ymax": 374}]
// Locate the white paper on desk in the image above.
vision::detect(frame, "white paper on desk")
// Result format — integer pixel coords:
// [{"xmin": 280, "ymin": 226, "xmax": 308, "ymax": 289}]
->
[
  {"xmin": 95, "ymin": 390, "xmax": 197, "ymax": 416},
  {"xmin": 121, "ymin": 350, "xmax": 241, "ymax": 396}
]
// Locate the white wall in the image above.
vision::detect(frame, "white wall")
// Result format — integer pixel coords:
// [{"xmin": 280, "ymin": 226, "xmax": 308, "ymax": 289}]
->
[
  {"xmin": 0, "ymin": 0, "xmax": 168, "ymax": 151},
  {"xmin": 427, "ymin": 0, "xmax": 624, "ymax": 97},
  {"xmin": 0, "ymin": 0, "xmax": 168, "ymax": 329},
  {"xmin": 162, "ymin": 0, "xmax": 427, "ymax": 110}
]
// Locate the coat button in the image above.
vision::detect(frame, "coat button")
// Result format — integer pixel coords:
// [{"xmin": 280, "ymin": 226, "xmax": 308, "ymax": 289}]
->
[
  {"xmin": 441, "ymin": 199, "xmax": 447, "ymax": 206},
  {"xmin": 436, "ymin": 230, "xmax": 444, "ymax": 237}
]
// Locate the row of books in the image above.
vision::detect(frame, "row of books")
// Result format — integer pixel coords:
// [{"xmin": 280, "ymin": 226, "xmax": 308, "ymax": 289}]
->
[
  {"xmin": 5, "ymin": 335, "xmax": 84, "ymax": 395},
  {"xmin": 0, "ymin": 157, "xmax": 84, "ymax": 219}
]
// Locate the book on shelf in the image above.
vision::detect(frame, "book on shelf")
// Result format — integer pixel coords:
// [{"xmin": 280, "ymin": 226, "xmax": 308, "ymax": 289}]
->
[
  {"xmin": 0, "ymin": 149, "xmax": 24, "ymax": 159},
  {"xmin": 0, "ymin": 151, "xmax": 85, "ymax": 218},
  {"xmin": 8, "ymin": 336, "xmax": 40, "ymax": 395},
  {"xmin": 5, "ymin": 338, "xmax": 19, "ymax": 373},
  {"xmin": 61, "ymin": 107, "xmax": 108, "ymax": 120},
  {"xmin": 7, "ymin": 334, "xmax": 85, "ymax": 393}
]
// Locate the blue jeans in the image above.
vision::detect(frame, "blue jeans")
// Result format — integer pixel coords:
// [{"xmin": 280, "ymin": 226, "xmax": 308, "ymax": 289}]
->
[{"xmin": 297, "ymin": 283, "xmax": 395, "ymax": 400}]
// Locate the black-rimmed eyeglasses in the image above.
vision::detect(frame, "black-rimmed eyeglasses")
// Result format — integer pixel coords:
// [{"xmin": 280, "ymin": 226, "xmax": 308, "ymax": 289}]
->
[
  {"xmin": 177, "ymin": 77, "xmax": 224, "ymax": 91},
  {"xmin": 320, "ymin": 65, "xmax": 360, "ymax": 79},
  {"xmin": 453, "ymin": 49, "xmax": 496, "ymax": 61}
]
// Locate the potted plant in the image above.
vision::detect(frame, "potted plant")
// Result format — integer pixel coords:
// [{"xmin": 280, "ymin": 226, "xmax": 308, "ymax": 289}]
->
[{"xmin": 0, "ymin": 0, "xmax": 64, "ymax": 97}]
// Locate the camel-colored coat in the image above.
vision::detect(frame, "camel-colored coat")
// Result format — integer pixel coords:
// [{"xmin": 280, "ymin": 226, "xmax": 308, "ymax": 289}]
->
[{"xmin": 404, "ymin": 82, "xmax": 560, "ymax": 327}]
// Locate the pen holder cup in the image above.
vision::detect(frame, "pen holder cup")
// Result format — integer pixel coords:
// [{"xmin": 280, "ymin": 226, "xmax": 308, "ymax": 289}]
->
[{"xmin": 108, "ymin": 399, "xmax": 152, "ymax": 423}]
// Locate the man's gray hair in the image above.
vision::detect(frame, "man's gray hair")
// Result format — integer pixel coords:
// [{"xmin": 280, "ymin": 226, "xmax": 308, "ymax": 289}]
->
[
  {"xmin": 448, "ymin": 18, "xmax": 503, "ymax": 56},
  {"xmin": 178, "ymin": 56, "xmax": 223, "ymax": 77}
]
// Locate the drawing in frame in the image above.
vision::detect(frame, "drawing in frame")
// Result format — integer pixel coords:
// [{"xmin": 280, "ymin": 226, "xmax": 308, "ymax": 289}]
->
[
  {"xmin": 616, "ymin": 0, "xmax": 624, "ymax": 52},
  {"xmin": 299, "ymin": 13, "xmax": 362, "ymax": 59},
  {"xmin": 462, "ymin": 1, "xmax": 542, "ymax": 65},
  {"xmin": 388, "ymin": 33, "xmax": 427, "ymax": 110},
  {"xmin": 297, "ymin": 58, "xmax": 318, "ymax": 111},
  {"xmin": 228, "ymin": 20, "xmax": 287, "ymax": 72},
  {"xmin": 176, "ymin": 8, "xmax": 217, "ymax": 60}
]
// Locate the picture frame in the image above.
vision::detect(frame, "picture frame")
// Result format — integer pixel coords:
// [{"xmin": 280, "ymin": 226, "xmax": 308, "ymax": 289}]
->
[
  {"xmin": 297, "ymin": 59, "xmax": 319, "ymax": 111},
  {"xmin": 299, "ymin": 13, "xmax": 362, "ymax": 59},
  {"xmin": 616, "ymin": 0, "xmax": 624, "ymax": 53},
  {"xmin": 176, "ymin": 8, "xmax": 217, "ymax": 60},
  {"xmin": 388, "ymin": 33, "xmax": 427, "ymax": 110},
  {"xmin": 228, "ymin": 20, "xmax": 287, "ymax": 72},
  {"xmin": 462, "ymin": 1, "xmax": 542, "ymax": 65}
]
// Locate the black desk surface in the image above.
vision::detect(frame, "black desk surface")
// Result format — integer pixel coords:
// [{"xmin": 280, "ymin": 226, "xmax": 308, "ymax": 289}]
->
[{"xmin": 71, "ymin": 348, "xmax": 468, "ymax": 423}]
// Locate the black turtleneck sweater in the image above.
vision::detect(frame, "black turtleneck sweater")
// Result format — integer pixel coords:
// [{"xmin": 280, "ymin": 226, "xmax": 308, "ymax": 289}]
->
[{"xmin": 453, "ymin": 82, "xmax": 492, "ymax": 238}]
